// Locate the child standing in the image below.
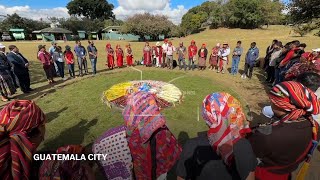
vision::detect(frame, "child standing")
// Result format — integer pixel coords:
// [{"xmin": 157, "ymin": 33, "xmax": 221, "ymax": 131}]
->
[{"xmin": 64, "ymin": 45, "xmax": 75, "ymax": 78}]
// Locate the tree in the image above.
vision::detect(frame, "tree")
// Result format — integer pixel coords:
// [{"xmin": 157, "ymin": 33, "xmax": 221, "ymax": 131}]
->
[
  {"xmin": 121, "ymin": 13, "xmax": 173, "ymax": 40},
  {"xmin": 225, "ymin": 0, "xmax": 265, "ymax": 29},
  {"xmin": 0, "ymin": 13, "xmax": 49, "ymax": 39},
  {"xmin": 259, "ymin": 0, "xmax": 284, "ymax": 26},
  {"xmin": 66, "ymin": 0, "xmax": 114, "ymax": 20},
  {"xmin": 288, "ymin": 0, "xmax": 320, "ymax": 24},
  {"xmin": 52, "ymin": 17, "xmax": 104, "ymax": 34}
]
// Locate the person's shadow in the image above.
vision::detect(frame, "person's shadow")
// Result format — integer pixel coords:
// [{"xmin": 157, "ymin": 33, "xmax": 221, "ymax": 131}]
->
[
  {"xmin": 42, "ymin": 118, "xmax": 98, "ymax": 151},
  {"xmin": 45, "ymin": 107, "xmax": 68, "ymax": 123}
]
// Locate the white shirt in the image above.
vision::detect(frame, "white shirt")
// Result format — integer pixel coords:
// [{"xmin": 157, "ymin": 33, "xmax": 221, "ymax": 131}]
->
[
  {"xmin": 166, "ymin": 46, "xmax": 175, "ymax": 56},
  {"xmin": 218, "ymin": 48, "xmax": 231, "ymax": 60},
  {"xmin": 162, "ymin": 43, "xmax": 168, "ymax": 53}
]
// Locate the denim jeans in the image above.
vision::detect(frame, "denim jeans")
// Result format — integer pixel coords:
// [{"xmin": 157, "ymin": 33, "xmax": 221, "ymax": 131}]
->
[
  {"xmin": 188, "ymin": 57, "xmax": 195, "ymax": 70},
  {"xmin": 90, "ymin": 58, "xmax": 97, "ymax": 74},
  {"xmin": 178, "ymin": 57, "xmax": 187, "ymax": 71},
  {"xmin": 68, "ymin": 64, "xmax": 75, "ymax": 78},
  {"xmin": 231, "ymin": 56, "xmax": 240, "ymax": 75},
  {"xmin": 55, "ymin": 61, "xmax": 65, "ymax": 78}
]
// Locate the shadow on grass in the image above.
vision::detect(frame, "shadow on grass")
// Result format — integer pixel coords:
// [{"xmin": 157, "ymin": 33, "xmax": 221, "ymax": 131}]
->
[
  {"xmin": 45, "ymin": 107, "xmax": 68, "ymax": 123},
  {"xmin": 43, "ymin": 118, "xmax": 98, "ymax": 151}
]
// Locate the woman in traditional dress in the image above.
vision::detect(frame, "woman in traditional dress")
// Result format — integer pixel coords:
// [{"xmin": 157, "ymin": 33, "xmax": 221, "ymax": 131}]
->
[
  {"xmin": 0, "ymin": 100, "xmax": 46, "ymax": 179},
  {"xmin": 249, "ymin": 81, "xmax": 320, "ymax": 180},
  {"xmin": 0, "ymin": 45, "xmax": 16, "ymax": 101},
  {"xmin": 143, "ymin": 42, "xmax": 152, "ymax": 67},
  {"xmin": 105, "ymin": 43, "xmax": 115, "ymax": 69},
  {"xmin": 116, "ymin": 45, "xmax": 124, "ymax": 68},
  {"xmin": 177, "ymin": 92, "xmax": 256, "ymax": 179},
  {"xmin": 209, "ymin": 43, "xmax": 220, "ymax": 71},
  {"xmin": 126, "ymin": 44, "xmax": 133, "ymax": 67},
  {"xmin": 198, "ymin": 43, "xmax": 208, "ymax": 70},
  {"xmin": 123, "ymin": 91, "xmax": 182, "ymax": 179}
]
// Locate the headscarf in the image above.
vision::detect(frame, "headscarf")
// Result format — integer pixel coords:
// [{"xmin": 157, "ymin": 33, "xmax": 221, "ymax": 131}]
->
[
  {"xmin": 0, "ymin": 100, "xmax": 46, "ymax": 180},
  {"xmin": 123, "ymin": 91, "xmax": 181, "ymax": 179},
  {"xmin": 39, "ymin": 145, "xmax": 90, "ymax": 180},
  {"xmin": 269, "ymin": 81, "xmax": 319, "ymax": 123},
  {"xmin": 202, "ymin": 92, "xmax": 251, "ymax": 165}
]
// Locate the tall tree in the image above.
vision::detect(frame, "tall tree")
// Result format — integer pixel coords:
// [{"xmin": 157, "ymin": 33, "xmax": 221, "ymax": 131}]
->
[
  {"xmin": 288, "ymin": 0, "xmax": 320, "ymax": 23},
  {"xmin": 121, "ymin": 13, "xmax": 173, "ymax": 40},
  {"xmin": 51, "ymin": 17, "xmax": 105, "ymax": 34},
  {"xmin": 66, "ymin": 0, "xmax": 114, "ymax": 20}
]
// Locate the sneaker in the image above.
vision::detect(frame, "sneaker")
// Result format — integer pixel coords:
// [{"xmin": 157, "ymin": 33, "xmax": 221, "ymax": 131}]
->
[{"xmin": 62, "ymin": 77, "xmax": 68, "ymax": 81}]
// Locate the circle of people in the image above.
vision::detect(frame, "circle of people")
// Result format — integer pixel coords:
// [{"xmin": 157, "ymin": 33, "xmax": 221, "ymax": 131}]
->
[{"xmin": 0, "ymin": 40, "xmax": 320, "ymax": 179}]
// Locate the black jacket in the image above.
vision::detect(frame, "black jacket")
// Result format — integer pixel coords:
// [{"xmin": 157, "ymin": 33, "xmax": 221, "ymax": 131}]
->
[{"xmin": 7, "ymin": 52, "xmax": 29, "ymax": 75}]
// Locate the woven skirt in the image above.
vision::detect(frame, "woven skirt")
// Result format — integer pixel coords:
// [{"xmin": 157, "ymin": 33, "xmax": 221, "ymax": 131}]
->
[
  {"xmin": 198, "ymin": 57, "xmax": 206, "ymax": 66},
  {"xmin": 0, "ymin": 74, "xmax": 16, "ymax": 97}
]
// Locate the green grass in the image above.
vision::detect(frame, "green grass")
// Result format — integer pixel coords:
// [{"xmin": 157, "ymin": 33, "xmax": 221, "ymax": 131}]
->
[{"xmin": 38, "ymin": 69, "xmax": 236, "ymax": 150}]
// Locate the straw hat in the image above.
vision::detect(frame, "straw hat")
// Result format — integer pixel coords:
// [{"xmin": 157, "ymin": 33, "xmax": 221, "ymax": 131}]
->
[
  {"xmin": 312, "ymin": 48, "xmax": 320, "ymax": 52},
  {"xmin": 156, "ymin": 42, "xmax": 161, "ymax": 46},
  {"xmin": 0, "ymin": 43, "xmax": 5, "ymax": 48}
]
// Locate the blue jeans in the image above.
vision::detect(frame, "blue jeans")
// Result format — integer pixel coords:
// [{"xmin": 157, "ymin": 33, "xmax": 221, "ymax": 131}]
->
[
  {"xmin": 68, "ymin": 64, "xmax": 75, "ymax": 78},
  {"xmin": 231, "ymin": 56, "xmax": 240, "ymax": 75},
  {"xmin": 90, "ymin": 58, "xmax": 97, "ymax": 74},
  {"xmin": 188, "ymin": 57, "xmax": 195, "ymax": 70}
]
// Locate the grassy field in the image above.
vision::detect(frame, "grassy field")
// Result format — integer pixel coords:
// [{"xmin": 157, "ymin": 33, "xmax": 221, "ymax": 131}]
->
[{"xmin": 1, "ymin": 25, "xmax": 320, "ymax": 179}]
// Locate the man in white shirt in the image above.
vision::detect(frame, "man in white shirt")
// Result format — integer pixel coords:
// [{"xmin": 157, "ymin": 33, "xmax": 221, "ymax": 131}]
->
[
  {"xmin": 166, "ymin": 41, "xmax": 175, "ymax": 69},
  {"xmin": 218, "ymin": 42, "xmax": 231, "ymax": 74},
  {"xmin": 162, "ymin": 39, "xmax": 168, "ymax": 67}
]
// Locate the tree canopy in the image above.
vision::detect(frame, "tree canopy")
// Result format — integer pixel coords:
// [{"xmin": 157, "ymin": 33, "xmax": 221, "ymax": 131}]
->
[
  {"xmin": 180, "ymin": 0, "xmax": 285, "ymax": 34},
  {"xmin": 0, "ymin": 13, "xmax": 49, "ymax": 38},
  {"xmin": 288, "ymin": 0, "xmax": 320, "ymax": 23},
  {"xmin": 121, "ymin": 13, "xmax": 173, "ymax": 40},
  {"xmin": 50, "ymin": 17, "xmax": 105, "ymax": 34},
  {"xmin": 66, "ymin": 0, "xmax": 114, "ymax": 20}
]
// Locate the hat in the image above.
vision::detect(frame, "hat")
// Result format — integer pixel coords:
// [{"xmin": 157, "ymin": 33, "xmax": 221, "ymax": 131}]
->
[
  {"xmin": 156, "ymin": 42, "xmax": 161, "ymax": 46},
  {"xmin": 223, "ymin": 42, "xmax": 228, "ymax": 45},
  {"xmin": 38, "ymin": 45, "xmax": 46, "ymax": 50},
  {"xmin": 312, "ymin": 48, "xmax": 320, "ymax": 52},
  {"xmin": 202, "ymin": 43, "xmax": 206, "ymax": 47},
  {"xmin": 65, "ymin": 45, "xmax": 71, "ymax": 50},
  {"xmin": 262, "ymin": 106, "xmax": 274, "ymax": 118},
  {"xmin": 191, "ymin": 40, "xmax": 195, "ymax": 43},
  {"xmin": 0, "ymin": 43, "xmax": 5, "ymax": 48},
  {"xmin": 164, "ymin": 39, "xmax": 168, "ymax": 42},
  {"xmin": 51, "ymin": 41, "xmax": 57, "ymax": 45}
]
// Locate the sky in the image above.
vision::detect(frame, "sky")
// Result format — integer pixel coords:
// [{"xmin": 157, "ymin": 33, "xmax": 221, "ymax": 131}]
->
[
  {"xmin": 0, "ymin": 0, "xmax": 289, "ymax": 24},
  {"xmin": 0, "ymin": 0, "xmax": 212, "ymax": 24}
]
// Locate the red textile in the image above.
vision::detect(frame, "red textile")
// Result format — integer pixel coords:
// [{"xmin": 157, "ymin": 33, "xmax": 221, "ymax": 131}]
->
[
  {"xmin": 126, "ymin": 47, "xmax": 133, "ymax": 66},
  {"xmin": 0, "ymin": 100, "xmax": 45, "ymax": 180},
  {"xmin": 143, "ymin": 47, "xmax": 152, "ymax": 66},
  {"xmin": 255, "ymin": 167, "xmax": 290, "ymax": 180},
  {"xmin": 188, "ymin": 45, "xmax": 197, "ymax": 58},
  {"xmin": 106, "ymin": 48, "xmax": 115, "ymax": 69},
  {"xmin": 279, "ymin": 48, "xmax": 299, "ymax": 67},
  {"xmin": 116, "ymin": 48, "xmax": 124, "ymax": 67},
  {"xmin": 38, "ymin": 51, "xmax": 52, "ymax": 65},
  {"xmin": 64, "ymin": 51, "xmax": 74, "ymax": 64},
  {"xmin": 154, "ymin": 47, "xmax": 163, "ymax": 64}
]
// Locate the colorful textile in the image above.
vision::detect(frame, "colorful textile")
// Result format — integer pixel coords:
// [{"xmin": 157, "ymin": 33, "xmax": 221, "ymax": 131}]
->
[
  {"xmin": 202, "ymin": 92, "xmax": 251, "ymax": 165},
  {"xmin": 143, "ymin": 46, "xmax": 152, "ymax": 66},
  {"xmin": 123, "ymin": 91, "xmax": 182, "ymax": 179},
  {"xmin": 0, "ymin": 100, "xmax": 46, "ymax": 180},
  {"xmin": 116, "ymin": 47, "xmax": 124, "ymax": 67},
  {"xmin": 209, "ymin": 47, "xmax": 219, "ymax": 66},
  {"xmin": 39, "ymin": 145, "xmax": 89, "ymax": 180},
  {"xmin": 285, "ymin": 62, "xmax": 320, "ymax": 80},
  {"xmin": 269, "ymin": 81, "xmax": 319, "ymax": 123},
  {"xmin": 106, "ymin": 45, "xmax": 115, "ymax": 69},
  {"xmin": 93, "ymin": 125, "xmax": 132, "ymax": 180},
  {"xmin": 0, "ymin": 73, "xmax": 16, "ymax": 97}
]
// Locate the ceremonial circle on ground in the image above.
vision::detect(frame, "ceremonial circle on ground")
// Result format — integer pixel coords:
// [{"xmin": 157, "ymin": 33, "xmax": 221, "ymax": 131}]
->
[{"xmin": 102, "ymin": 80, "xmax": 183, "ymax": 109}]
